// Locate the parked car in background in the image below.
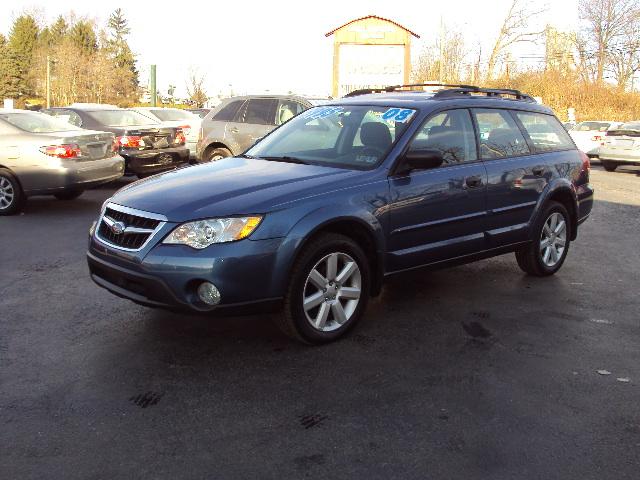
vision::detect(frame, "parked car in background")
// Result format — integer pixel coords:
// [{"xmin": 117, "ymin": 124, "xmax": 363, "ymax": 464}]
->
[
  {"xmin": 598, "ymin": 122, "xmax": 640, "ymax": 171},
  {"xmin": 188, "ymin": 108, "xmax": 211, "ymax": 118},
  {"xmin": 0, "ymin": 109, "xmax": 124, "ymax": 215},
  {"xmin": 42, "ymin": 107, "xmax": 189, "ymax": 178},
  {"xmin": 562, "ymin": 121, "xmax": 576, "ymax": 131},
  {"xmin": 87, "ymin": 85, "xmax": 593, "ymax": 344},
  {"xmin": 196, "ymin": 95, "xmax": 316, "ymax": 162},
  {"xmin": 569, "ymin": 120, "xmax": 623, "ymax": 158},
  {"xmin": 132, "ymin": 107, "xmax": 201, "ymax": 160}
]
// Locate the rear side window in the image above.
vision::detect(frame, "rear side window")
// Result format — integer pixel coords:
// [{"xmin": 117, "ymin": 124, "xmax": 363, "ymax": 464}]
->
[
  {"xmin": 409, "ymin": 109, "xmax": 477, "ymax": 164},
  {"xmin": 473, "ymin": 109, "xmax": 530, "ymax": 159},
  {"xmin": 238, "ymin": 98, "xmax": 278, "ymax": 125},
  {"xmin": 515, "ymin": 112, "xmax": 575, "ymax": 153},
  {"xmin": 214, "ymin": 100, "xmax": 244, "ymax": 121}
]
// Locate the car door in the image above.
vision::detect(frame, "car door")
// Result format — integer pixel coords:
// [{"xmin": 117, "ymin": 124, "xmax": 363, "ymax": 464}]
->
[
  {"xmin": 228, "ymin": 98, "xmax": 278, "ymax": 152},
  {"xmin": 472, "ymin": 108, "xmax": 552, "ymax": 247},
  {"xmin": 387, "ymin": 109, "xmax": 488, "ymax": 272}
]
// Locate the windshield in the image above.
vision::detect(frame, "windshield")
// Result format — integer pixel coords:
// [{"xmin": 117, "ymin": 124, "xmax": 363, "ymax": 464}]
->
[
  {"xmin": 0, "ymin": 112, "xmax": 81, "ymax": 133},
  {"xmin": 575, "ymin": 121, "xmax": 611, "ymax": 132},
  {"xmin": 88, "ymin": 110, "xmax": 159, "ymax": 127},
  {"xmin": 150, "ymin": 109, "xmax": 194, "ymax": 121},
  {"xmin": 247, "ymin": 105, "xmax": 417, "ymax": 169}
]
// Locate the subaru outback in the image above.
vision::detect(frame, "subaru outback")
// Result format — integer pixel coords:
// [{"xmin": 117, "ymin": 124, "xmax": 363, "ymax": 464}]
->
[{"xmin": 87, "ymin": 84, "xmax": 593, "ymax": 344}]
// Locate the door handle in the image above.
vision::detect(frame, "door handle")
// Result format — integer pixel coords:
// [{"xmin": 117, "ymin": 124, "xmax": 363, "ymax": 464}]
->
[
  {"xmin": 532, "ymin": 166, "xmax": 545, "ymax": 176},
  {"xmin": 464, "ymin": 175, "xmax": 483, "ymax": 188},
  {"xmin": 229, "ymin": 127, "xmax": 239, "ymax": 133}
]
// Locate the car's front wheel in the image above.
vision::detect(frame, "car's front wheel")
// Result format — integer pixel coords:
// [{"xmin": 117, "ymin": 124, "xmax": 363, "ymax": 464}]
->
[
  {"xmin": 0, "ymin": 168, "xmax": 25, "ymax": 216},
  {"xmin": 516, "ymin": 201, "xmax": 571, "ymax": 276},
  {"xmin": 601, "ymin": 160, "xmax": 619, "ymax": 172},
  {"xmin": 276, "ymin": 233, "xmax": 370, "ymax": 344}
]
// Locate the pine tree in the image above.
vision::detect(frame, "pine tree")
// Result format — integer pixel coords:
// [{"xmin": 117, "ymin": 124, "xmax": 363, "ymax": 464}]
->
[
  {"xmin": 50, "ymin": 16, "xmax": 69, "ymax": 41},
  {"xmin": 106, "ymin": 9, "xmax": 139, "ymax": 94},
  {"xmin": 6, "ymin": 14, "xmax": 39, "ymax": 97},
  {"xmin": 70, "ymin": 20, "xmax": 97, "ymax": 54}
]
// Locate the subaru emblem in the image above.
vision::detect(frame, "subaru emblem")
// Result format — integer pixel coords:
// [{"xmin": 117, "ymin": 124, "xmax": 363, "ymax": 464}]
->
[{"xmin": 111, "ymin": 221, "xmax": 126, "ymax": 235}]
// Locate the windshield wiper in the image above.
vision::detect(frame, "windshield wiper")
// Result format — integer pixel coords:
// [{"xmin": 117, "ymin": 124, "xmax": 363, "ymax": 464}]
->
[
  {"xmin": 238, "ymin": 153, "xmax": 258, "ymax": 159},
  {"xmin": 260, "ymin": 156, "xmax": 309, "ymax": 165}
]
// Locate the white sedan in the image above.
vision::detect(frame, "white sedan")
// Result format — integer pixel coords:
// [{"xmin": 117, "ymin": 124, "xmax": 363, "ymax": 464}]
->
[{"xmin": 569, "ymin": 121, "xmax": 623, "ymax": 158}]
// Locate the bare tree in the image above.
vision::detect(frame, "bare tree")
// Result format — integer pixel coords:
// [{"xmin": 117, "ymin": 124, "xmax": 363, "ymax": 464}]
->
[
  {"xmin": 186, "ymin": 69, "xmax": 208, "ymax": 107},
  {"xmin": 578, "ymin": 0, "xmax": 640, "ymax": 84},
  {"xmin": 486, "ymin": 0, "xmax": 547, "ymax": 80},
  {"xmin": 412, "ymin": 25, "xmax": 466, "ymax": 84}
]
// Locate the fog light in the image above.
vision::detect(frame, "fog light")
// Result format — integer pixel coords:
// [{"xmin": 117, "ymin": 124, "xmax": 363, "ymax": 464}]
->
[{"xmin": 197, "ymin": 282, "xmax": 221, "ymax": 306}]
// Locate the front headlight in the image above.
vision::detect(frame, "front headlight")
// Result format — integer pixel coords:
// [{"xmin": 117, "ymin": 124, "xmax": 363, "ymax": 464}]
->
[{"xmin": 163, "ymin": 216, "xmax": 262, "ymax": 249}]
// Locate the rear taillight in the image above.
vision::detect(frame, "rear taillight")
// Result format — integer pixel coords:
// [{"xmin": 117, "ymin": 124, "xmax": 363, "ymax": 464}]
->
[
  {"xmin": 117, "ymin": 136, "xmax": 143, "ymax": 148},
  {"xmin": 178, "ymin": 124, "xmax": 191, "ymax": 136},
  {"xmin": 174, "ymin": 130, "xmax": 186, "ymax": 145},
  {"xmin": 40, "ymin": 144, "xmax": 81, "ymax": 158},
  {"xmin": 580, "ymin": 151, "xmax": 591, "ymax": 173}
]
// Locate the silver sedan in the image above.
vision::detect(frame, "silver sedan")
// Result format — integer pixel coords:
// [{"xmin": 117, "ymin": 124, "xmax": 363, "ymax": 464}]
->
[
  {"xmin": 0, "ymin": 109, "xmax": 125, "ymax": 215},
  {"xmin": 598, "ymin": 122, "xmax": 640, "ymax": 172}
]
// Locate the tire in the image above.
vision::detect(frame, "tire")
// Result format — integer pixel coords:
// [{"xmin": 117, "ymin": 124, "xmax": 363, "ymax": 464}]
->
[
  {"xmin": 601, "ymin": 160, "xmax": 618, "ymax": 172},
  {"xmin": 203, "ymin": 147, "xmax": 232, "ymax": 163},
  {"xmin": 275, "ymin": 233, "xmax": 371, "ymax": 344},
  {"xmin": 0, "ymin": 168, "xmax": 26, "ymax": 216},
  {"xmin": 515, "ymin": 201, "xmax": 571, "ymax": 277},
  {"xmin": 54, "ymin": 189, "xmax": 84, "ymax": 201}
]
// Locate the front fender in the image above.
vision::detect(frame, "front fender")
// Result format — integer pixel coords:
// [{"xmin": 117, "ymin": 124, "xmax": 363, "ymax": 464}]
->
[{"xmin": 267, "ymin": 204, "xmax": 386, "ymax": 299}]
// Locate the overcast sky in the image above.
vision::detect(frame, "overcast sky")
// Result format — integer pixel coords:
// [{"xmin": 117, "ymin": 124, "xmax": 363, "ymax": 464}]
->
[{"xmin": 3, "ymin": 0, "xmax": 580, "ymax": 97}]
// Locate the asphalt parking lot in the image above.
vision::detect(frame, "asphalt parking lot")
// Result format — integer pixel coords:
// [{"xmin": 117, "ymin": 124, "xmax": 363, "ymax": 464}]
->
[{"xmin": 1, "ymin": 165, "xmax": 639, "ymax": 479}]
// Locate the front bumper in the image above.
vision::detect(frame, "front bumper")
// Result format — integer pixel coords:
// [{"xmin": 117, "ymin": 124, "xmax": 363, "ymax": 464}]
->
[
  {"xmin": 121, "ymin": 146, "xmax": 190, "ymax": 175},
  {"xmin": 87, "ymin": 233, "xmax": 286, "ymax": 315}
]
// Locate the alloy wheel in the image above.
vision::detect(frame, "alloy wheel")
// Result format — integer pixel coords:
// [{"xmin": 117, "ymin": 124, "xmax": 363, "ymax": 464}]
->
[
  {"xmin": 302, "ymin": 252, "xmax": 362, "ymax": 332},
  {"xmin": 0, "ymin": 177, "xmax": 15, "ymax": 210},
  {"xmin": 540, "ymin": 212, "xmax": 567, "ymax": 267}
]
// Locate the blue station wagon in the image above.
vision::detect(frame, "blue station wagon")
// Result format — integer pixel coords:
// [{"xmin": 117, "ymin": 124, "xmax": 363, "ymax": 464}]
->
[{"xmin": 87, "ymin": 85, "xmax": 594, "ymax": 344}]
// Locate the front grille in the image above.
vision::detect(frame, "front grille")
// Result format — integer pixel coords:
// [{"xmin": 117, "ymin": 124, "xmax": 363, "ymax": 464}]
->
[{"xmin": 97, "ymin": 206, "xmax": 162, "ymax": 250}]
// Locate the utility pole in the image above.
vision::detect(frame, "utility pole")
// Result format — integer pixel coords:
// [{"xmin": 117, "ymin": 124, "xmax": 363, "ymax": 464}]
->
[
  {"xmin": 438, "ymin": 17, "xmax": 445, "ymax": 83},
  {"xmin": 150, "ymin": 65, "xmax": 157, "ymax": 107},
  {"xmin": 46, "ymin": 55, "xmax": 51, "ymax": 108}
]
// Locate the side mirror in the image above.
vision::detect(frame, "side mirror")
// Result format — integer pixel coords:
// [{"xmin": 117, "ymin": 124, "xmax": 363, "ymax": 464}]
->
[{"xmin": 401, "ymin": 149, "xmax": 444, "ymax": 172}]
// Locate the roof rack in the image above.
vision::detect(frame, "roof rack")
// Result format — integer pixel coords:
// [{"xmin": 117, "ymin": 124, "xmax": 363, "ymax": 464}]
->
[{"xmin": 343, "ymin": 83, "xmax": 536, "ymax": 103}]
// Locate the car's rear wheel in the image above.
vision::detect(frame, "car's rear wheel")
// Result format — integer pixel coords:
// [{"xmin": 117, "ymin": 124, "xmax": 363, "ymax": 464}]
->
[
  {"xmin": 0, "ymin": 168, "xmax": 25, "ymax": 216},
  {"xmin": 204, "ymin": 147, "xmax": 232, "ymax": 163},
  {"xmin": 516, "ymin": 201, "xmax": 571, "ymax": 276},
  {"xmin": 276, "ymin": 233, "xmax": 370, "ymax": 344},
  {"xmin": 601, "ymin": 160, "xmax": 619, "ymax": 172},
  {"xmin": 54, "ymin": 188, "xmax": 84, "ymax": 201}
]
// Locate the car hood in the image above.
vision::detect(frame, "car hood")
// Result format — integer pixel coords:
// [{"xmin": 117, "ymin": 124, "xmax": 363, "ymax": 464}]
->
[{"xmin": 110, "ymin": 157, "xmax": 368, "ymax": 222}]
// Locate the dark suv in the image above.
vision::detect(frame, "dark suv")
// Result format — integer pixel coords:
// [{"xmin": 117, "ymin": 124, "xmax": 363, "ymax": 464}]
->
[
  {"xmin": 42, "ymin": 107, "xmax": 190, "ymax": 178},
  {"xmin": 87, "ymin": 85, "xmax": 593, "ymax": 344}
]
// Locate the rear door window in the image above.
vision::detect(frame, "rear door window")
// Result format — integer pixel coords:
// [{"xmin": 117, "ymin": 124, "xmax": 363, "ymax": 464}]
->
[
  {"xmin": 238, "ymin": 99, "xmax": 278, "ymax": 125},
  {"xmin": 214, "ymin": 100, "xmax": 245, "ymax": 121},
  {"xmin": 473, "ymin": 109, "xmax": 530, "ymax": 159},
  {"xmin": 515, "ymin": 112, "xmax": 575, "ymax": 153}
]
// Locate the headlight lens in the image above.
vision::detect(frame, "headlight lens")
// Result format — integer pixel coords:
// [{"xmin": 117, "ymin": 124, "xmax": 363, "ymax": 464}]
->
[{"xmin": 163, "ymin": 216, "xmax": 262, "ymax": 249}]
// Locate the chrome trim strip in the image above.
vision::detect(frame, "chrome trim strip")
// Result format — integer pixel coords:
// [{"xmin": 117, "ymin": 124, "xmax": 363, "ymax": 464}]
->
[{"xmin": 95, "ymin": 202, "xmax": 167, "ymax": 252}]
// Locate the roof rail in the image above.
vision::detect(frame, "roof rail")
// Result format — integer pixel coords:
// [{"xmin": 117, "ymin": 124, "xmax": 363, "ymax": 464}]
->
[
  {"xmin": 342, "ymin": 83, "xmax": 536, "ymax": 103},
  {"xmin": 432, "ymin": 87, "xmax": 536, "ymax": 102},
  {"xmin": 343, "ymin": 83, "xmax": 479, "ymax": 98}
]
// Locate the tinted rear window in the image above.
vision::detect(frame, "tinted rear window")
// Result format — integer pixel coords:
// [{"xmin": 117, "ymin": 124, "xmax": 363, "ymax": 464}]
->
[
  {"xmin": 150, "ymin": 109, "xmax": 193, "ymax": 121},
  {"xmin": 516, "ymin": 112, "xmax": 575, "ymax": 152},
  {"xmin": 214, "ymin": 101, "xmax": 244, "ymax": 121},
  {"xmin": 239, "ymin": 98, "xmax": 278, "ymax": 125},
  {"xmin": 0, "ymin": 112, "xmax": 80, "ymax": 133},
  {"xmin": 88, "ymin": 110, "xmax": 158, "ymax": 127}
]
